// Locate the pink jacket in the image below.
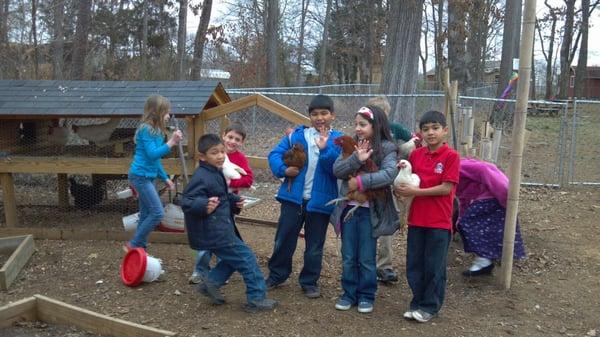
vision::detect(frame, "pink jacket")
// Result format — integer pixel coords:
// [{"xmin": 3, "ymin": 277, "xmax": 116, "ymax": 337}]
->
[{"xmin": 456, "ymin": 158, "xmax": 508, "ymax": 217}]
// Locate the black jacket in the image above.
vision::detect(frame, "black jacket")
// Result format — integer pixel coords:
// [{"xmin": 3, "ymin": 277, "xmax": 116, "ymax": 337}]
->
[{"xmin": 181, "ymin": 162, "xmax": 241, "ymax": 250}]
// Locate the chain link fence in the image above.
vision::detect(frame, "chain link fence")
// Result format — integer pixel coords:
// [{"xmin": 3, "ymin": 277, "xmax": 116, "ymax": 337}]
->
[{"xmin": 1, "ymin": 86, "xmax": 598, "ymax": 229}]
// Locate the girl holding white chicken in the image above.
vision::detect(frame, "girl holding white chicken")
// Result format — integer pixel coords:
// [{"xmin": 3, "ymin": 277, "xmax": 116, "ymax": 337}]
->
[
  {"xmin": 331, "ymin": 105, "xmax": 399, "ymax": 314},
  {"xmin": 126, "ymin": 95, "xmax": 183, "ymax": 252}
]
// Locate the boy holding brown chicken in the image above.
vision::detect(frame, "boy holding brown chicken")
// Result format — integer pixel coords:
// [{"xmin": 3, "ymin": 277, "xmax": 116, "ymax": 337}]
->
[{"xmin": 264, "ymin": 94, "xmax": 343, "ymax": 299}]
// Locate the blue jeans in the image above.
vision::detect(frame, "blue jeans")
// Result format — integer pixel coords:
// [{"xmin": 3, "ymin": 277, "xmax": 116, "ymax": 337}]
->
[
  {"xmin": 266, "ymin": 200, "xmax": 330, "ymax": 289},
  {"xmin": 128, "ymin": 173, "xmax": 164, "ymax": 248},
  {"xmin": 406, "ymin": 226, "xmax": 451, "ymax": 315},
  {"xmin": 205, "ymin": 236, "xmax": 267, "ymax": 303},
  {"xmin": 340, "ymin": 206, "xmax": 377, "ymax": 304},
  {"xmin": 194, "ymin": 250, "xmax": 213, "ymax": 278}
]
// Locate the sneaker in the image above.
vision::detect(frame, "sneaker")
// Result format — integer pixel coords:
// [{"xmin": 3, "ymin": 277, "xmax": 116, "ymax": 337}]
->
[
  {"xmin": 376, "ymin": 268, "xmax": 399, "ymax": 283},
  {"xmin": 197, "ymin": 281, "xmax": 225, "ymax": 305},
  {"xmin": 302, "ymin": 286, "xmax": 321, "ymax": 299},
  {"xmin": 413, "ymin": 309, "xmax": 434, "ymax": 323},
  {"xmin": 188, "ymin": 272, "xmax": 204, "ymax": 284},
  {"xmin": 357, "ymin": 301, "xmax": 373, "ymax": 313},
  {"xmin": 462, "ymin": 264, "xmax": 494, "ymax": 277},
  {"xmin": 122, "ymin": 242, "xmax": 135, "ymax": 253},
  {"xmin": 403, "ymin": 310, "xmax": 415, "ymax": 320},
  {"xmin": 265, "ymin": 278, "xmax": 283, "ymax": 290},
  {"xmin": 245, "ymin": 298, "xmax": 278, "ymax": 312},
  {"xmin": 334, "ymin": 298, "xmax": 352, "ymax": 311}
]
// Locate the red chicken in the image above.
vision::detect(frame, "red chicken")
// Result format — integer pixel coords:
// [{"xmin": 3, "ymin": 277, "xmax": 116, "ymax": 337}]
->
[
  {"xmin": 283, "ymin": 142, "xmax": 307, "ymax": 192},
  {"xmin": 327, "ymin": 135, "xmax": 386, "ymax": 220}
]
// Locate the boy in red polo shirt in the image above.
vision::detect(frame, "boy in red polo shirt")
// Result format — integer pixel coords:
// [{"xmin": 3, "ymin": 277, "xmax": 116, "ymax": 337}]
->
[{"xmin": 394, "ymin": 110, "xmax": 460, "ymax": 323}]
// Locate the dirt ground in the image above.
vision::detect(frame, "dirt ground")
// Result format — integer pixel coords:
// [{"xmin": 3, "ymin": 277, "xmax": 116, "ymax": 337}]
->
[{"xmin": 1, "ymin": 183, "xmax": 599, "ymax": 337}]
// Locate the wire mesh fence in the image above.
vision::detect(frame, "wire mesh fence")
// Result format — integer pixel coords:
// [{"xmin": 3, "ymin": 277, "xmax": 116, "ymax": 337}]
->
[
  {"xmin": 568, "ymin": 99, "xmax": 600, "ymax": 186},
  {"xmin": 1, "ymin": 86, "xmax": 599, "ymax": 230}
]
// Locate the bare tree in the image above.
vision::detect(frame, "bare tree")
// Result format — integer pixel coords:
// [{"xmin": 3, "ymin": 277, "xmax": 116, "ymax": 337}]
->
[
  {"xmin": 264, "ymin": 0, "xmax": 279, "ymax": 86},
  {"xmin": 380, "ymin": 0, "xmax": 425, "ymax": 127},
  {"xmin": 177, "ymin": 0, "xmax": 188, "ymax": 80},
  {"xmin": 447, "ymin": 0, "xmax": 468, "ymax": 89},
  {"xmin": 52, "ymin": 0, "xmax": 65, "ymax": 80},
  {"xmin": 537, "ymin": 0, "xmax": 560, "ymax": 99},
  {"xmin": 575, "ymin": 0, "xmax": 590, "ymax": 98},
  {"xmin": 431, "ymin": 0, "xmax": 445, "ymax": 89},
  {"xmin": 71, "ymin": 0, "xmax": 92, "ymax": 80},
  {"xmin": 558, "ymin": 0, "xmax": 575, "ymax": 99},
  {"xmin": 419, "ymin": 4, "xmax": 429, "ymax": 85},
  {"xmin": 141, "ymin": 2, "xmax": 148, "ymax": 80},
  {"xmin": 191, "ymin": 0, "xmax": 213, "ymax": 80},
  {"xmin": 295, "ymin": 0, "xmax": 310, "ymax": 85},
  {"xmin": 31, "ymin": 0, "xmax": 39, "ymax": 79},
  {"xmin": 318, "ymin": 0, "xmax": 332, "ymax": 85},
  {"xmin": 492, "ymin": 0, "xmax": 521, "ymax": 126}
]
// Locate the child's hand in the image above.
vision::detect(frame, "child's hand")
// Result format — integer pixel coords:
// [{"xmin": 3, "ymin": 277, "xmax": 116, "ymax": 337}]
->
[
  {"xmin": 235, "ymin": 198, "xmax": 245, "ymax": 209},
  {"xmin": 165, "ymin": 179, "xmax": 175, "ymax": 190},
  {"xmin": 395, "ymin": 183, "xmax": 418, "ymax": 197},
  {"xmin": 354, "ymin": 139, "xmax": 373, "ymax": 162},
  {"xmin": 167, "ymin": 130, "xmax": 183, "ymax": 147},
  {"xmin": 315, "ymin": 126, "xmax": 330, "ymax": 150},
  {"xmin": 285, "ymin": 166, "xmax": 300, "ymax": 177},
  {"xmin": 206, "ymin": 197, "xmax": 220, "ymax": 214}
]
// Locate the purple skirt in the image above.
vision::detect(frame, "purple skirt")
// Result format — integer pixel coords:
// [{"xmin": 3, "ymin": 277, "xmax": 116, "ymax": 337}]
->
[{"xmin": 457, "ymin": 198, "xmax": 526, "ymax": 260}]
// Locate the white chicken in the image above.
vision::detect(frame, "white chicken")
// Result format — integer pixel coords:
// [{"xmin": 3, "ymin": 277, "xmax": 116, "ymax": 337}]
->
[
  {"xmin": 393, "ymin": 159, "xmax": 420, "ymax": 214},
  {"xmin": 222, "ymin": 154, "xmax": 248, "ymax": 180},
  {"xmin": 72, "ymin": 118, "xmax": 121, "ymax": 146}
]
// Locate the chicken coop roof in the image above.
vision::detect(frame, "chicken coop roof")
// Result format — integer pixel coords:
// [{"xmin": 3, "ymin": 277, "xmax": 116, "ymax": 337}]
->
[{"xmin": 0, "ymin": 80, "xmax": 231, "ymax": 118}]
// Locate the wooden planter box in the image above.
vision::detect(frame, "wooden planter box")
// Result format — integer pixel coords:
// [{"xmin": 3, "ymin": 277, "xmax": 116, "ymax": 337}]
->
[
  {"xmin": 0, "ymin": 235, "xmax": 35, "ymax": 290},
  {"xmin": 0, "ymin": 294, "xmax": 176, "ymax": 337}
]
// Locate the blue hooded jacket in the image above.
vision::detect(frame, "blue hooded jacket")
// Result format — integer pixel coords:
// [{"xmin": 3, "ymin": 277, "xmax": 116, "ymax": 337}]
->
[{"xmin": 268, "ymin": 125, "xmax": 342, "ymax": 215}]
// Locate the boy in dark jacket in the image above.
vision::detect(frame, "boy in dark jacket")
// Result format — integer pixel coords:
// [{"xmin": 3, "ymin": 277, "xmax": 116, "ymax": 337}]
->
[{"xmin": 181, "ymin": 134, "xmax": 277, "ymax": 312}]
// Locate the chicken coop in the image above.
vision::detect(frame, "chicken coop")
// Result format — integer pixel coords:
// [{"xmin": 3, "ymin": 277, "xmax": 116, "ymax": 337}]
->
[{"xmin": 0, "ymin": 80, "xmax": 309, "ymax": 240}]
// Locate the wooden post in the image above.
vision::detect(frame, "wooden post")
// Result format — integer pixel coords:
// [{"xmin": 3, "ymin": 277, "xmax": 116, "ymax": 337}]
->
[
  {"xmin": 0, "ymin": 173, "xmax": 18, "ymax": 227},
  {"xmin": 500, "ymin": 0, "xmax": 537, "ymax": 290},
  {"xmin": 491, "ymin": 127, "xmax": 503, "ymax": 163},
  {"xmin": 186, "ymin": 117, "xmax": 196, "ymax": 162},
  {"xmin": 57, "ymin": 174, "xmax": 69, "ymax": 209}
]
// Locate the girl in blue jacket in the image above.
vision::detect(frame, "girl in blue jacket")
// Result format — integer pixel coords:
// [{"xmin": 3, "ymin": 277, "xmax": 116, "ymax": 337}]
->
[{"xmin": 126, "ymin": 94, "xmax": 182, "ymax": 251}]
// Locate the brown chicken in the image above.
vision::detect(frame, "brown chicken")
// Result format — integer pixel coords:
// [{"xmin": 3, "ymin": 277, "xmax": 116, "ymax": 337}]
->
[
  {"xmin": 283, "ymin": 143, "xmax": 307, "ymax": 192},
  {"xmin": 327, "ymin": 135, "xmax": 386, "ymax": 220}
]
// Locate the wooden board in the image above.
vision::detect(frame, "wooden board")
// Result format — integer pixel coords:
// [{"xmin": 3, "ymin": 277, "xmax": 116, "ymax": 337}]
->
[
  {"xmin": 0, "ymin": 235, "xmax": 35, "ymax": 290},
  {"xmin": 0, "ymin": 296, "xmax": 38, "ymax": 328},
  {"xmin": 0, "ymin": 156, "xmax": 194, "ymax": 175},
  {"xmin": 35, "ymin": 295, "xmax": 176, "ymax": 337},
  {"xmin": 0, "ymin": 295, "xmax": 176, "ymax": 336}
]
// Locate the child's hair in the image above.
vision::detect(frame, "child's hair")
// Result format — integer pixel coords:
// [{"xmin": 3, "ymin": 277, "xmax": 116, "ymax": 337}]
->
[
  {"xmin": 308, "ymin": 94, "xmax": 334, "ymax": 114},
  {"xmin": 197, "ymin": 134, "xmax": 223, "ymax": 154},
  {"xmin": 367, "ymin": 96, "xmax": 391, "ymax": 116},
  {"xmin": 356, "ymin": 105, "xmax": 394, "ymax": 164},
  {"xmin": 419, "ymin": 110, "xmax": 447, "ymax": 129},
  {"xmin": 139, "ymin": 94, "xmax": 171, "ymax": 135},
  {"xmin": 224, "ymin": 122, "xmax": 247, "ymax": 140}
]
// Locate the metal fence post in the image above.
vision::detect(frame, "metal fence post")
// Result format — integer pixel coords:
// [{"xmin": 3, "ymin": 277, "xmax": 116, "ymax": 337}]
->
[{"xmin": 569, "ymin": 98, "xmax": 578, "ymax": 184}]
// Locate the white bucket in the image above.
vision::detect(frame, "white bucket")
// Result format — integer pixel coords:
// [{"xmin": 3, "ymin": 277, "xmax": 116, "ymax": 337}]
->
[
  {"xmin": 159, "ymin": 203, "xmax": 185, "ymax": 232},
  {"xmin": 122, "ymin": 212, "xmax": 139, "ymax": 231},
  {"xmin": 143, "ymin": 255, "xmax": 164, "ymax": 282},
  {"xmin": 116, "ymin": 188, "xmax": 134, "ymax": 199}
]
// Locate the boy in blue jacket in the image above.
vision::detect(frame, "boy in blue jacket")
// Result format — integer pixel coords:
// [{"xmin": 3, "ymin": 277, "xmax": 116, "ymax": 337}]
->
[
  {"xmin": 181, "ymin": 134, "xmax": 277, "ymax": 312},
  {"xmin": 265, "ymin": 94, "xmax": 342, "ymax": 298}
]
